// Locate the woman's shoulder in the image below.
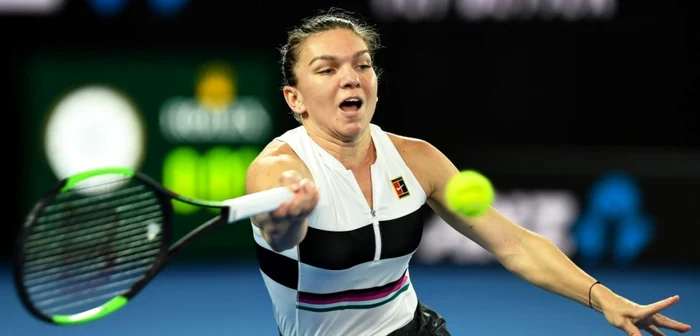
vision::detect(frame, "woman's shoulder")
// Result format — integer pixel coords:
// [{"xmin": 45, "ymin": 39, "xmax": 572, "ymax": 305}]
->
[
  {"xmin": 246, "ymin": 139, "xmax": 313, "ymax": 183},
  {"xmin": 385, "ymin": 131, "xmax": 436, "ymax": 159},
  {"xmin": 383, "ymin": 131, "xmax": 457, "ymax": 199}
]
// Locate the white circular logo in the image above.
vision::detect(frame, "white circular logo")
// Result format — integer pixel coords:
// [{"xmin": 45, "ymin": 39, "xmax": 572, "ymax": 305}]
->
[{"xmin": 44, "ymin": 86, "xmax": 146, "ymax": 189}]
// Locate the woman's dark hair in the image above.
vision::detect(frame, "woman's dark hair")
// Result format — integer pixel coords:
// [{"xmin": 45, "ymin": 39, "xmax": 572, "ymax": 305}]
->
[{"xmin": 280, "ymin": 8, "xmax": 382, "ymax": 122}]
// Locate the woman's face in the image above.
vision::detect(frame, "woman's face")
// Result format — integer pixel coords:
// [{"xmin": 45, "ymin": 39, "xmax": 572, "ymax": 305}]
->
[{"xmin": 285, "ymin": 28, "xmax": 379, "ymax": 141}]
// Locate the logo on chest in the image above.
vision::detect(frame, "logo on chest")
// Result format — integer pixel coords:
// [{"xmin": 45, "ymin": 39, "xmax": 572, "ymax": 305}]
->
[{"xmin": 391, "ymin": 176, "xmax": 410, "ymax": 199}]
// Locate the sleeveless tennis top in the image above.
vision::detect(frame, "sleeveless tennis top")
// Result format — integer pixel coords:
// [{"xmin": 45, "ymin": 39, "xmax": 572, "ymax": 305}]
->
[{"xmin": 251, "ymin": 124, "xmax": 428, "ymax": 336}]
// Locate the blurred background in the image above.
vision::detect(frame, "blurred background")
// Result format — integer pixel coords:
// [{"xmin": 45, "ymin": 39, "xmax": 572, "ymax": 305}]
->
[{"xmin": 0, "ymin": 0, "xmax": 698, "ymax": 335}]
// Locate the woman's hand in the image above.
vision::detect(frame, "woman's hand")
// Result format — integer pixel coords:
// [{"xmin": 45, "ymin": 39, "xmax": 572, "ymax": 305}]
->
[{"xmin": 599, "ymin": 292, "xmax": 691, "ymax": 336}]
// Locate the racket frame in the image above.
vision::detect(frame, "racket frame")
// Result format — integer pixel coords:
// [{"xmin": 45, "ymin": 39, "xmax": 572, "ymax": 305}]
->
[{"xmin": 13, "ymin": 168, "xmax": 234, "ymax": 325}]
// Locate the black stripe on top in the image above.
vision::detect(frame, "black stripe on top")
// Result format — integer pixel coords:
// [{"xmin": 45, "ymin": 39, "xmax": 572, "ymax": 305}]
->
[
  {"xmin": 380, "ymin": 210, "xmax": 424, "ymax": 259},
  {"xmin": 255, "ymin": 244, "xmax": 298, "ymax": 290},
  {"xmin": 255, "ymin": 209, "xmax": 424, "ymax": 289},
  {"xmin": 299, "ymin": 223, "xmax": 375, "ymax": 271},
  {"xmin": 300, "ymin": 209, "xmax": 424, "ymax": 270}
]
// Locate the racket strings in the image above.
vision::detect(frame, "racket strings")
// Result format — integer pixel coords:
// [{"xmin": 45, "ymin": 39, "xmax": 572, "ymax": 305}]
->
[
  {"xmin": 34, "ymin": 186, "xmax": 154, "ymax": 231},
  {"xmin": 21, "ymin": 178, "xmax": 167, "ymax": 316},
  {"xmin": 25, "ymin": 209, "xmax": 163, "ymax": 254},
  {"xmin": 30, "ymin": 266, "xmax": 154, "ymax": 315},
  {"xmin": 25, "ymin": 217, "xmax": 163, "ymax": 265},
  {"xmin": 24, "ymin": 244, "xmax": 160, "ymax": 302},
  {"xmin": 29, "ymin": 266, "xmax": 152, "ymax": 300},
  {"xmin": 26, "ymin": 240, "xmax": 161, "ymax": 293},
  {"xmin": 32, "ymin": 200, "xmax": 160, "ymax": 241},
  {"xmin": 25, "ymin": 254, "xmax": 156, "ymax": 287},
  {"xmin": 24, "ymin": 243, "xmax": 160, "ymax": 280}
]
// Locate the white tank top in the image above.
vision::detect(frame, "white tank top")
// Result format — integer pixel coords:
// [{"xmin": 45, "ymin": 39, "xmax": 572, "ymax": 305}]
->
[{"xmin": 252, "ymin": 124, "xmax": 427, "ymax": 336}]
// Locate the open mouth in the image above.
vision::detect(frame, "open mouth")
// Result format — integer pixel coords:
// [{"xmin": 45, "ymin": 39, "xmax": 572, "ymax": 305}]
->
[{"xmin": 339, "ymin": 98, "xmax": 363, "ymax": 113}]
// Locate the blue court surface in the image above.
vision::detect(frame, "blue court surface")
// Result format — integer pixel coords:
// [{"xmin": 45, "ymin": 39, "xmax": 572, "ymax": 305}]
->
[{"xmin": 1, "ymin": 261, "xmax": 697, "ymax": 335}]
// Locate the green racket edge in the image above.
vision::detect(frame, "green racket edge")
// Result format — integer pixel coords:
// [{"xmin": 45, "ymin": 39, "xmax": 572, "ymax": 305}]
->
[
  {"xmin": 60, "ymin": 167, "xmax": 135, "ymax": 192},
  {"xmin": 52, "ymin": 296, "xmax": 129, "ymax": 325}
]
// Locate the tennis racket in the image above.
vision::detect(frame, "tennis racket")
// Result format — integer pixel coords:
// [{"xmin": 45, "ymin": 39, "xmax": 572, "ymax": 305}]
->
[{"xmin": 13, "ymin": 167, "xmax": 293, "ymax": 326}]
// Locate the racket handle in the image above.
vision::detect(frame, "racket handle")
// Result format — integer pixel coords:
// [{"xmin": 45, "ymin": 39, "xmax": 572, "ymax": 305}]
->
[{"xmin": 223, "ymin": 187, "xmax": 295, "ymax": 223}]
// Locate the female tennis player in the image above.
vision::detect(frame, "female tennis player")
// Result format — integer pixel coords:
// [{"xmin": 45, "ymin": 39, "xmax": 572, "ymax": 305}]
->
[{"xmin": 245, "ymin": 8, "xmax": 692, "ymax": 336}]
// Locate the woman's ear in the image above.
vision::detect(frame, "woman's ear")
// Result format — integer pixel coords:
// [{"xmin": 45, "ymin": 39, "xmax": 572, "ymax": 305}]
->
[{"xmin": 283, "ymin": 86, "xmax": 306, "ymax": 114}]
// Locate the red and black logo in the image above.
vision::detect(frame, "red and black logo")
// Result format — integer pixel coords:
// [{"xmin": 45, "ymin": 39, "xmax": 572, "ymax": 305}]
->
[{"xmin": 391, "ymin": 177, "xmax": 410, "ymax": 199}]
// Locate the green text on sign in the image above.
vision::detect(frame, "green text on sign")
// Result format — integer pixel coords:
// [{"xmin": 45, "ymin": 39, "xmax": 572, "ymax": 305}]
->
[{"xmin": 162, "ymin": 146, "xmax": 260, "ymax": 214}]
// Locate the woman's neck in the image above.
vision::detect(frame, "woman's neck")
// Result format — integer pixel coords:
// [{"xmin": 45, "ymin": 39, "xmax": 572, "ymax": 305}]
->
[{"xmin": 304, "ymin": 123, "xmax": 375, "ymax": 170}]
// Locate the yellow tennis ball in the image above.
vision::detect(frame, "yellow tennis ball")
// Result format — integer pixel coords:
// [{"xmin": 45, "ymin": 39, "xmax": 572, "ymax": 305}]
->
[{"xmin": 445, "ymin": 170, "xmax": 495, "ymax": 218}]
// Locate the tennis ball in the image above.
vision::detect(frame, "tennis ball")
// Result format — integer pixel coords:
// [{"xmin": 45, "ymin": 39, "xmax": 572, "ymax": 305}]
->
[{"xmin": 444, "ymin": 170, "xmax": 495, "ymax": 218}]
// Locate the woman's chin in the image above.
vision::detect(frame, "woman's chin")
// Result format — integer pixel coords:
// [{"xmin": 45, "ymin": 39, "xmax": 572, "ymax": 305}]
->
[{"xmin": 336, "ymin": 120, "xmax": 366, "ymax": 140}]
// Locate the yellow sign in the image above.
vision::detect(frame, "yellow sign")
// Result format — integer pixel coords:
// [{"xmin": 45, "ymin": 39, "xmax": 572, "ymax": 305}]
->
[{"xmin": 196, "ymin": 61, "xmax": 237, "ymax": 111}]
